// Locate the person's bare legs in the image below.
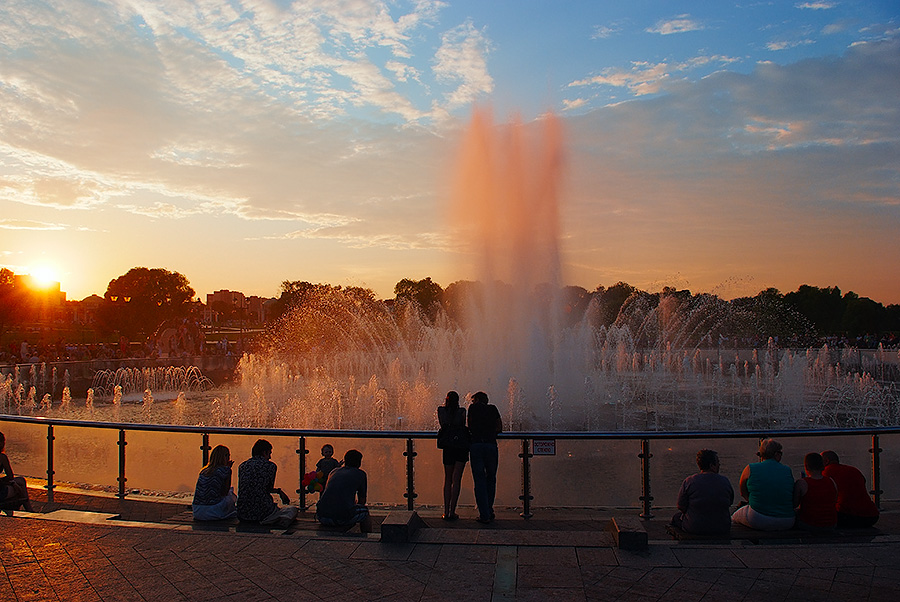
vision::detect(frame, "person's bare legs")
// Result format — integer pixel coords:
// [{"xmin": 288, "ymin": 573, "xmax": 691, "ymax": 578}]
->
[
  {"xmin": 443, "ymin": 463, "xmax": 454, "ymax": 517},
  {"xmin": 448, "ymin": 461, "xmax": 465, "ymax": 517}
]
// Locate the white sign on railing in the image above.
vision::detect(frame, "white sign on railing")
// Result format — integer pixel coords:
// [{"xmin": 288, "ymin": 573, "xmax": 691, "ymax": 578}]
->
[{"xmin": 532, "ymin": 439, "xmax": 556, "ymax": 456}]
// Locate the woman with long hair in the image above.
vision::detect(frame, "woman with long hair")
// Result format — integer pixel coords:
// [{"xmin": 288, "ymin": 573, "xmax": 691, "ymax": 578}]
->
[
  {"xmin": 192, "ymin": 444, "xmax": 237, "ymax": 520},
  {"xmin": 0, "ymin": 431, "xmax": 35, "ymax": 514},
  {"xmin": 437, "ymin": 391, "xmax": 470, "ymax": 520}
]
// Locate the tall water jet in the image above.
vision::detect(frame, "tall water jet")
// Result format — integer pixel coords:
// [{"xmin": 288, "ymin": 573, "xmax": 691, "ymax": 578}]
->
[{"xmin": 210, "ymin": 109, "xmax": 899, "ymax": 432}]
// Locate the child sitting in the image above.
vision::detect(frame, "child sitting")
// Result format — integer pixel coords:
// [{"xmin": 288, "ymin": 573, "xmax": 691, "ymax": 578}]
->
[
  {"xmin": 793, "ymin": 452, "xmax": 838, "ymax": 531},
  {"xmin": 316, "ymin": 444, "xmax": 341, "ymax": 481}
]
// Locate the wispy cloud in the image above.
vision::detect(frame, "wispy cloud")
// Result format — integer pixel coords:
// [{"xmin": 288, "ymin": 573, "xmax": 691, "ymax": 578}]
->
[
  {"xmin": 0, "ymin": 218, "xmax": 66, "ymax": 231},
  {"xmin": 766, "ymin": 39, "xmax": 816, "ymax": 51},
  {"xmin": 568, "ymin": 55, "xmax": 739, "ymax": 96},
  {"xmin": 646, "ymin": 15, "xmax": 704, "ymax": 35},
  {"xmin": 592, "ymin": 24, "xmax": 621, "ymax": 39},
  {"xmin": 796, "ymin": 2, "xmax": 837, "ymax": 9}
]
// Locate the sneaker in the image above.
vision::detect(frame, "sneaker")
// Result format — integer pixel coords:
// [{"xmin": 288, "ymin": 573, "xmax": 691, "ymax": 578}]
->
[{"xmin": 475, "ymin": 516, "xmax": 492, "ymax": 524}]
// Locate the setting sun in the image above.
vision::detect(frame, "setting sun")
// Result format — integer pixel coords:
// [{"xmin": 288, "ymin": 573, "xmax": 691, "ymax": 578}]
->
[{"xmin": 29, "ymin": 266, "xmax": 59, "ymax": 289}]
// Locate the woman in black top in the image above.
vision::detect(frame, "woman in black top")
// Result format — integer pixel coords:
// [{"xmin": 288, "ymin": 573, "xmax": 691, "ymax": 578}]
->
[{"xmin": 437, "ymin": 391, "xmax": 469, "ymax": 520}]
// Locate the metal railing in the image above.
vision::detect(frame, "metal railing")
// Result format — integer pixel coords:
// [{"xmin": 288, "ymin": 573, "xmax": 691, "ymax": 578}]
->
[{"xmin": 2, "ymin": 414, "xmax": 898, "ymax": 518}]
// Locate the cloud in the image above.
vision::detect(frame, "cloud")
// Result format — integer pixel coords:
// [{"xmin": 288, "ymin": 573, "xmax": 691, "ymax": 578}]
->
[
  {"xmin": 0, "ymin": 218, "xmax": 65, "ymax": 231},
  {"xmin": 646, "ymin": 15, "xmax": 704, "ymax": 35},
  {"xmin": 592, "ymin": 24, "xmax": 621, "ymax": 39},
  {"xmin": 433, "ymin": 20, "xmax": 494, "ymax": 109},
  {"xmin": 562, "ymin": 98, "xmax": 588, "ymax": 111},
  {"xmin": 766, "ymin": 39, "xmax": 816, "ymax": 51},
  {"xmin": 796, "ymin": 2, "xmax": 836, "ymax": 9},
  {"xmin": 568, "ymin": 55, "xmax": 740, "ymax": 96}
]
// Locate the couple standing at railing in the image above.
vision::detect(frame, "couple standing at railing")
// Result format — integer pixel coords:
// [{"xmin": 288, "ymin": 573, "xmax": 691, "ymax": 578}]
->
[{"xmin": 437, "ymin": 390, "xmax": 502, "ymax": 524}]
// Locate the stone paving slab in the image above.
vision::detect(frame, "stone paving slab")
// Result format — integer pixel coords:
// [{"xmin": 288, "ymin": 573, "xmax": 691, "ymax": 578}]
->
[{"xmin": 3, "ymin": 489, "xmax": 899, "ymax": 601}]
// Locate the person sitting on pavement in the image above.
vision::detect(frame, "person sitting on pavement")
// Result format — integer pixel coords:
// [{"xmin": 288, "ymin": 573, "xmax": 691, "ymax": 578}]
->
[
  {"xmin": 315, "ymin": 449, "xmax": 372, "ymax": 533},
  {"xmin": 0, "ymin": 431, "xmax": 35, "ymax": 513},
  {"xmin": 731, "ymin": 438, "xmax": 795, "ymax": 531},
  {"xmin": 670, "ymin": 449, "xmax": 734, "ymax": 536},
  {"xmin": 821, "ymin": 450, "xmax": 880, "ymax": 528},
  {"xmin": 793, "ymin": 452, "xmax": 838, "ymax": 532},
  {"xmin": 316, "ymin": 444, "xmax": 342, "ymax": 480},
  {"xmin": 191, "ymin": 444, "xmax": 237, "ymax": 521},
  {"xmin": 236, "ymin": 439, "xmax": 298, "ymax": 527}
]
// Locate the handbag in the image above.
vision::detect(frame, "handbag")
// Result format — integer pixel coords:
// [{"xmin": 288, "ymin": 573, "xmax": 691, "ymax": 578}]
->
[{"xmin": 437, "ymin": 424, "xmax": 470, "ymax": 450}]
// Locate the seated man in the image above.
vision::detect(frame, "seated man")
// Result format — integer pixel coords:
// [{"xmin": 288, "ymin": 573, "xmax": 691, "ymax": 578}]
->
[
  {"xmin": 821, "ymin": 450, "xmax": 879, "ymax": 528},
  {"xmin": 237, "ymin": 439, "xmax": 298, "ymax": 527},
  {"xmin": 671, "ymin": 449, "xmax": 734, "ymax": 536},
  {"xmin": 316, "ymin": 449, "xmax": 372, "ymax": 533},
  {"xmin": 793, "ymin": 452, "xmax": 838, "ymax": 531},
  {"xmin": 732, "ymin": 438, "xmax": 795, "ymax": 531}
]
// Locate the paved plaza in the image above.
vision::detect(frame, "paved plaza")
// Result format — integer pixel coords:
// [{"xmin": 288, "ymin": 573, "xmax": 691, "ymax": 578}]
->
[{"xmin": 1, "ymin": 489, "xmax": 898, "ymax": 601}]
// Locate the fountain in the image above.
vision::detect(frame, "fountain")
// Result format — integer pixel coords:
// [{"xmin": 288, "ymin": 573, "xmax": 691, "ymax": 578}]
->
[
  {"xmin": 1, "ymin": 110, "xmax": 898, "ymax": 432},
  {"xmin": 209, "ymin": 109, "xmax": 898, "ymax": 432}
]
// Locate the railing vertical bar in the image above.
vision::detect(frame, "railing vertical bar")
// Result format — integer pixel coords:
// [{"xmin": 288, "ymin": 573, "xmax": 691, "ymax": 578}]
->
[
  {"xmin": 116, "ymin": 429, "xmax": 127, "ymax": 500},
  {"xmin": 519, "ymin": 438, "xmax": 533, "ymax": 519},
  {"xmin": 639, "ymin": 438, "xmax": 653, "ymax": 519},
  {"xmin": 403, "ymin": 438, "xmax": 417, "ymax": 511},
  {"xmin": 870, "ymin": 433, "xmax": 883, "ymax": 509},
  {"xmin": 46, "ymin": 424, "xmax": 55, "ymax": 503},
  {"xmin": 297, "ymin": 436, "xmax": 309, "ymax": 511},
  {"xmin": 201, "ymin": 433, "xmax": 211, "ymax": 466}
]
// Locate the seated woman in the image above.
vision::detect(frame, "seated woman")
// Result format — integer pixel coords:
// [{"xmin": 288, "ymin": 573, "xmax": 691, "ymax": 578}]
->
[
  {"xmin": 192, "ymin": 445, "xmax": 237, "ymax": 521},
  {"xmin": 0, "ymin": 431, "xmax": 35, "ymax": 513},
  {"xmin": 731, "ymin": 438, "xmax": 795, "ymax": 531},
  {"xmin": 794, "ymin": 452, "xmax": 838, "ymax": 532},
  {"xmin": 671, "ymin": 449, "xmax": 734, "ymax": 536}
]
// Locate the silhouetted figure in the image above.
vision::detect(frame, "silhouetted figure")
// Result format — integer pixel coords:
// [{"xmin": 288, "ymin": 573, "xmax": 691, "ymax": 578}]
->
[
  {"xmin": 468, "ymin": 391, "xmax": 502, "ymax": 524},
  {"xmin": 192, "ymin": 444, "xmax": 237, "ymax": 520},
  {"xmin": 671, "ymin": 449, "xmax": 734, "ymax": 536},
  {"xmin": 316, "ymin": 449, "xmax": 372, "ymax": 533},
  {"xmin": 0, "ymin": 431, "xmax": 35, "ymax": 514},
  {"xmin": 821, "ymin": 450, "xmax": 879, "ymax": 528},
  {"xmin": 793, "ymin": 452, "xmax": 837, "ymax": 532},
  {"xmin": 437, "ymin": 391, "xmax": 470, "ymax": 520},
  {"xmin": 732, "ymin": 438, "xmax": 795, "ymax": 531},
  {"xmin": 237, "ymin": 439, "xmax": 297, "ymax": 527}
]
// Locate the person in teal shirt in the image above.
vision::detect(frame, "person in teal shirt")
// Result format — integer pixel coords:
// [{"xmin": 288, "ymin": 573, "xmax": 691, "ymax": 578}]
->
[{"xmin": 732, "ymin": 438, "xmax": 796, "ymax": 531}]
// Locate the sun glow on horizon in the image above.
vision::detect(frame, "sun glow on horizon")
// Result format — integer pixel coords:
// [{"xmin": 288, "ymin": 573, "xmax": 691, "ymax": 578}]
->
[{"xmin": 29, "ymin": 265, "xmax": 60, "ymax": 289}]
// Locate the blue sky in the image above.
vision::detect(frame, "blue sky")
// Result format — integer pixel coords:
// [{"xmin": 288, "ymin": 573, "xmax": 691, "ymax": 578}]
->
[{"xmin": 1, "ymin": 1, "xmax": 898, "ymax": 303}]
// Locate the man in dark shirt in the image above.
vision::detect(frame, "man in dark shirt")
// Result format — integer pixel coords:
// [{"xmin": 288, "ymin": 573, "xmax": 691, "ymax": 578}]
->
[
  {"xmin": 467, "ymin": 391, "xmax": 502, "ymax": 524},
  {"xmin": 237, "ymin": 439, "xmax": 297, "ymax": 527},
  {"xmin": 316, "ymin": 449, "xmax": 372, "ymax": 532},
  {"xmin": 671, "ymin": 449, "xmax": 734, "ymax": 536}
]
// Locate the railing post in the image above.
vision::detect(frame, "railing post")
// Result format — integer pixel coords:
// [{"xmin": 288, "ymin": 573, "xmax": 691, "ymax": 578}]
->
[
  {"xmin": 639, "ymin": 438, "xmax": 654, "ymax": 519},
  {"xmin": 117, "ymin": 429, "xmax": 127, "ymax": 499},
  {"xmin": 403, "ymin": 438, "xmax": 417, "ymax": 511},
  {"xmin": 200, "ymin": 432, "xmax": 211, "ymax": 466},
  {"xmin": 296, "ymin": 436, "xmax": 309, "ymax": 511},
  {"xmin": 46, "ymin": 424, "xmax": 55, "ymax": 503},
  {"xmin": 870, "ymin": 433, "xmax": 883, "ymax": 509},
  {"xmin": 519, "ymin": 438, "xmax": 533, "ymax": 519}
]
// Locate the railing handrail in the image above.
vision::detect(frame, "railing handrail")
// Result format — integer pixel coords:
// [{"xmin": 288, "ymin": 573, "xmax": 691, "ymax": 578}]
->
[
  {"xmin": 3, "ymin": 413, "xmax": 900, "ymax": 439},
  {"xmin": 2, "ymin": 413, "xmax": 894, "ymax": 515}
]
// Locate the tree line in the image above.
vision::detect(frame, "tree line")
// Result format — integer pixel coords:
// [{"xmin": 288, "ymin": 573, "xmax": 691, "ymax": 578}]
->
[{"xmin": 2, "ymin": 266, "xmax": 898, "ymax": 350}]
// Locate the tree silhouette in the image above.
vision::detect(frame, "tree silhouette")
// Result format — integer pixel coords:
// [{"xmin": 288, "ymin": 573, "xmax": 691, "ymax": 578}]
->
[{"xmin": 97, "ymin": 267, "xmax": 195, "ymax": 339}]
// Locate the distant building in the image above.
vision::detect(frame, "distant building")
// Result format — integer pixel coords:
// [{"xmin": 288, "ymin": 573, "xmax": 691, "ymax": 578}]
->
[{"xmin": 205, "ymin": 290, "xmax": 272, "ymax": 325}]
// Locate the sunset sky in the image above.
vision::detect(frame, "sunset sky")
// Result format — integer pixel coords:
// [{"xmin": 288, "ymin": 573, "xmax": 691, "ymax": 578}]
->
[{"xmin": 1, "ymin": 1, "xmax": 898, "ymax": 304}]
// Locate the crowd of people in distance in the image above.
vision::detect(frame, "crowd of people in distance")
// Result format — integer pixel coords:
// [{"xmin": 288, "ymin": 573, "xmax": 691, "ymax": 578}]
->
[{"xmin": 672, "ymin": 438, "xmax": 880, "ymax": 537}]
